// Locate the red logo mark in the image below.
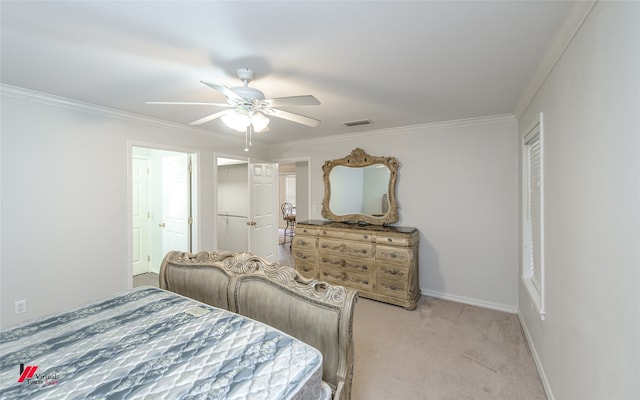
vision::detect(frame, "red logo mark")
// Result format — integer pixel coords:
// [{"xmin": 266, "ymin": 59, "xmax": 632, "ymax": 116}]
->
[{"xmin": 18, "ymin": 364, "xmax": 38, "ymax": 382}]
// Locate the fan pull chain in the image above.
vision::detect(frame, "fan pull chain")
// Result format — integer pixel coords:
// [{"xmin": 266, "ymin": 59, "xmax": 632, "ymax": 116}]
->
[{"xmin": 244, "ymin": 125, "xmax": 253, "ymax": 152}]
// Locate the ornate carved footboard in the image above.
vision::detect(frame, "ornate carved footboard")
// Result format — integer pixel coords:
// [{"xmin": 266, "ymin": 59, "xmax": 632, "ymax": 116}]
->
[{"xmin": 159, "ymin": 251, "xmax": 358, "ymax": 400}]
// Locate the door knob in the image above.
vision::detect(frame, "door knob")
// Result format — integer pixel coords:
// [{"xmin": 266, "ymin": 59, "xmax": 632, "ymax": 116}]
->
[
  {"xmin": 246, "ymin": 221, "xmax": 257, "ymax": 226},
  {"xmin": 159, "ymin": 223, "xmax": 166, "ymax": 228}
]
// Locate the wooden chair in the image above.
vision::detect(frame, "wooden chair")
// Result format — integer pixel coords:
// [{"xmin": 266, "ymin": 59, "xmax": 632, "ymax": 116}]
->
[{"xmin": 280, "ymin": 202, "xmax": 296, "ymax": 248}]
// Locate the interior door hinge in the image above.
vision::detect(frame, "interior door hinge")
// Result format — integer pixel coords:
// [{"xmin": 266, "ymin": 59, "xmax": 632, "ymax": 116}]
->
[
  {"xmin": 147, "ymin": 255, "xmax": 151, "ymax": 262},
  {"xmin": 188, "ymin": 217, "xmax": 193, "ymax": 225}
]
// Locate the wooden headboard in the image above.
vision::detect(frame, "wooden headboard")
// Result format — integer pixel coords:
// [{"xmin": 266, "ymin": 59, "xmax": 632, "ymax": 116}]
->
[{"xmin": 159, "ymin": 250, "xmax": 358, "ymax": 400}]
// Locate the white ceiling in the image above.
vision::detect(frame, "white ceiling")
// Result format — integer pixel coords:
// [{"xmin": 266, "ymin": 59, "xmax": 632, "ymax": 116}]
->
[{"xmin": 1, "ymin": 1, "xmax": 575, "ymax": 145}]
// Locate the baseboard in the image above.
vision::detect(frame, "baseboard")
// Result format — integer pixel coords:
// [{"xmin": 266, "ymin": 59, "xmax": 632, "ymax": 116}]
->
[
  {"xmin": 517, "ymin": 311, "xmax": 554, "ymax": 400},
  {"xmin": 421, "ymin": 289, "xmax": 518, "ymax": 314}
]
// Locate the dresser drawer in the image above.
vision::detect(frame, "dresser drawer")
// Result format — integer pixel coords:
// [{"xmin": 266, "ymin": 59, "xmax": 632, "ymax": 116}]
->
[
  {"xmin": 319, "ymin": 254, "xmax": 372, "ymax": 275},
  {"xmin": 375, "ymin": 262, "xmax": 410, "ymax": 282},
  {"xmin": 318, "ymin": 238, "xmax": 373, "ymax": 259},
  {"xmin": 295, "ymin": 226, "xmax": 317, "ymax": 236},
  {"xmin": 375, "ymin": 234, "xmax": 412, "ymax": 247},
  {"xmin": 375, "ymin": 276, "xmax": 409, "ymax": 298},
  {"xmin": 293, "ymin": 248, "xmax": 317, "ymax": 265},
  {"xmin": 320, "ymin": 269, "xmax": 371, "ymax": 291},
  {"xmin": 376, "ymin": 245, "xmax": 413, "ymax": 265},
  {"xmin": 292, "ymin": 235, "xmax": 316, "ymax": 251},
  {"xmin": 319, "ymin": 229, "xmax": 373, "ymax": 242},
  {"xmin": 293, "ymin": 250, "xmax": 317, "ymax": 278}
]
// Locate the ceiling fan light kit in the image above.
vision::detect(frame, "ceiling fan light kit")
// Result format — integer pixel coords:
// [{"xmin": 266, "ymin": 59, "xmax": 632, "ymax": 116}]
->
[
  {"xmin": 147, "ymin": 68, "xmax": 320, "ymax": 150},
  {"xmin": 221, "ymin": 108, "xmax": 270, "ymax": 133}
]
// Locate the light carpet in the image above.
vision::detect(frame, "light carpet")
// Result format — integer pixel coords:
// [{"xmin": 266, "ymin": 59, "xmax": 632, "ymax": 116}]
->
[{"xmin": 351, "ymin": 296, "xmax": 546, "ymax": 400}]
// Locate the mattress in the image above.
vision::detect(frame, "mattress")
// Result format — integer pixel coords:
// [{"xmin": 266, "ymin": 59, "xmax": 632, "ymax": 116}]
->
[{"xmin": 0, "ymin": 287, "xmax": 330, "ymax": 400}]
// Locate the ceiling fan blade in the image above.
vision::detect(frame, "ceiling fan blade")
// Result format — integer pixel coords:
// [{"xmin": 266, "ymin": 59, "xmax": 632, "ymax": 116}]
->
[
  {"xmin": 261, "ymin": 95, "xmax": 321, "ymax": 107},
  {"xmin": 146, "ymin": 101, "xmax": 231, "ymax": 106},
  {"xmin": 200, "ymin": 81, "xmax": 245, "ymax": 104},
  {"xmin": 264, "ymin": 108, "xmax": 320, "ymax": 127},
  {"xmin": 189, "ymin": 109, "xmax": 234, "ymax": 126}
]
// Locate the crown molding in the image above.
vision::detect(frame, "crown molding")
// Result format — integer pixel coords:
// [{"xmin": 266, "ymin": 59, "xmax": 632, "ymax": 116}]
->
[
  {"xmin": 0, "ymin": 83, "xmax": 246, "ymax": 145},
  {"xmin": 514, "ymin": 0, "xmax": 598, "ymax": 118}
]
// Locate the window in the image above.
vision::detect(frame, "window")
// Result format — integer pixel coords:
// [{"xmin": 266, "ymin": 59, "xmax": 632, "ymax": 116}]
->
[
  {"xmin": 522, "ymin": 113, "xmax": 545, "ymax": 320},
  {"xmin": 285, "ymin": 175, "xmax": 296, "ymax": 206}
]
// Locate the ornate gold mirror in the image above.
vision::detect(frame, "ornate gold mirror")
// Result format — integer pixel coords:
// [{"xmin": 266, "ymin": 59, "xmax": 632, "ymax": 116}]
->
[{"xmin": 321, "ymin": 148, "xmax": 399, "ymax": 225}]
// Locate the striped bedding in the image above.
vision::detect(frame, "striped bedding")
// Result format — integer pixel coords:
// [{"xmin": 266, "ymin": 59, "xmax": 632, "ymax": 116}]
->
[{"xmin": 0, "ymin": 287, "xmax": 330, "ymax": 400}]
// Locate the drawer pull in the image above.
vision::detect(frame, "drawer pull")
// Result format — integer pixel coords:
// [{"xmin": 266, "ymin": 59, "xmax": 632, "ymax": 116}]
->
[
  {"xmin": 387, "ymin": 238, "xmax": 393, "ymax": 243},
  {"xmin": 384, "ymin": 268, "xmax": 401, "ymax": 275},
  {"xmin": 363, "ymin": 234, "xmax": 368, "ymax": 239}
]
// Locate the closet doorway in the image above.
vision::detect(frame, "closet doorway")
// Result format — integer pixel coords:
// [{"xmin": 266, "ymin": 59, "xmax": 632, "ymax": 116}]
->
[
  {"xmin": 132, "ymin": 146, "xmax": 195, "ymax": 277},
  {"xmin": 215, "ymin": 156, "xmax": 277, "ymax": 262}
]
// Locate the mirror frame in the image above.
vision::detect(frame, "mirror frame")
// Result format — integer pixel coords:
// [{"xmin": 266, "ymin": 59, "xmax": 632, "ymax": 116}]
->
[{"xmin": 321, "ymin": 148, "xmax": 399, "ymax": 225}]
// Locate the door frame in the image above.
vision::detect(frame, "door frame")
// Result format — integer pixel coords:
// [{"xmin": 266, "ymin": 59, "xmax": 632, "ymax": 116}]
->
[
  {"xmin": 127, "ymin": 141, "xmax": 199, "ymax": 287},
  {"xmin": 274, "ymin": 156, "xmax": 312, "ymax": 222}
]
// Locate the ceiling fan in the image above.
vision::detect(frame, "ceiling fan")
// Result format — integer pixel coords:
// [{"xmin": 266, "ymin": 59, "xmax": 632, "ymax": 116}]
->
[{"xmin": 147, "ymin": 68, "xmax": 321, "ymax": 133}]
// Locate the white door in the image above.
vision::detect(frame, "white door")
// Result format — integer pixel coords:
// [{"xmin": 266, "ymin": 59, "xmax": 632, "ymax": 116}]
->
[
  {"xmin": 132, "ymin": 157, "xmax": 151, "ymax": 275},
  {"xmin": 161, "ymin": 154, "xmax": 191, "ymax": 256},
  {"xmin": 249, "ymin": 162, "xmax": 277, "ymax": 261}
]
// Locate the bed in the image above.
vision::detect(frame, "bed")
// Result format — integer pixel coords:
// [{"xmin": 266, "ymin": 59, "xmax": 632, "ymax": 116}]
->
[
  {"xmin": 159, "ymin": 251, "xmax": 358, "ymax": 400},
  {"xmin": 0, "ymin": 285, "xmax": 331, "ymax": 400}
]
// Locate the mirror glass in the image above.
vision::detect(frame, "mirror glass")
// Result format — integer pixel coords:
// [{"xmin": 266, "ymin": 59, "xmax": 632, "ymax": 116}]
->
[
  {"xmin": 321, "ymin": 148, "xmax": 399, "ymax": 225},
  {"xmin": 329, "ymin": 165, "xmax": 390, "ymax": 216}
]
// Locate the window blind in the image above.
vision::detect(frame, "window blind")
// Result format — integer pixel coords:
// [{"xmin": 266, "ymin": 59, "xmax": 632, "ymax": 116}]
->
[{"xmin": 527, "ymin": 134, "xmax": 542, "ymax": 291}]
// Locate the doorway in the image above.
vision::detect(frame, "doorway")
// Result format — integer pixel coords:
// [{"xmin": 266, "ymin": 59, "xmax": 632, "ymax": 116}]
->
[
  {"xmin": 276, "ymin": 159, "xmax": 310, "ymax": 266},
  {"xmin": 215, "ymin": 156, "xmax": 278, "ymax": 262},
  {"xmin": 132, "ymin": 146, "xmax": 194, "ymax": 277}
]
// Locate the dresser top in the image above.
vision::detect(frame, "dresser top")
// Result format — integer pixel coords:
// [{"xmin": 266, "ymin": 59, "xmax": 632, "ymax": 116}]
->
[{"xmin": 297, "ymin": 220, "xmax": 417, "ymax": 234}]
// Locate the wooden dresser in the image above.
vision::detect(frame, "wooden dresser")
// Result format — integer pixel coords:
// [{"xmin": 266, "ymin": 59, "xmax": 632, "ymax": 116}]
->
[{"xmin": 292, "ymin": 220, "xmax": 420, "ymax": 310}]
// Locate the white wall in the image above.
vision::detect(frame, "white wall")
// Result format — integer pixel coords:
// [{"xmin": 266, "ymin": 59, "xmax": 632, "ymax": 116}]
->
[
  {"xmin": 517, "ymin": 2, "xmax": 640, "ymax": 399},
  {"xmin": 270, "ymin": 115, "xmax": 519, "ymax": 311},
  {"xmin": 0, "ymin": 87, "xmax": 269, "ymax": 328}
]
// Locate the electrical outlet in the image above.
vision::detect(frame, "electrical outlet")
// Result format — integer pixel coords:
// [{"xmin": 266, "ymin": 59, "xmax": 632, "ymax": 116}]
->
[{"xmin": 15, "ymin": 299, "xmax": 27, "ymax": 315}]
